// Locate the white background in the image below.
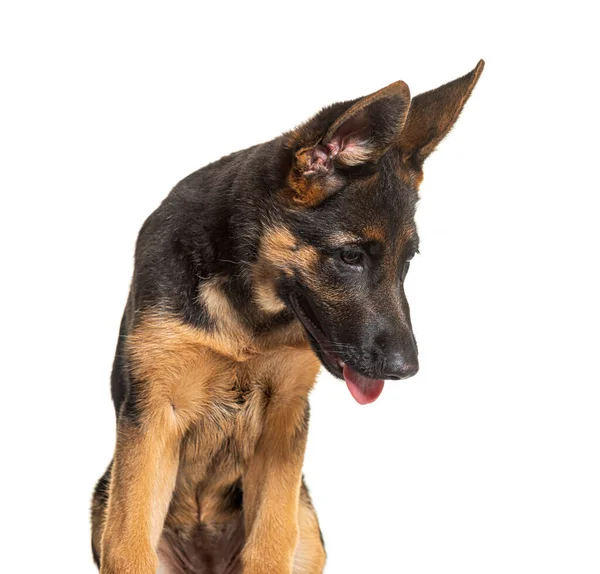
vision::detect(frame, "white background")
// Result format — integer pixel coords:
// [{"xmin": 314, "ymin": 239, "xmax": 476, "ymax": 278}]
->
[{"xmin": 1, "ymin": 1, "xmax": 599, "ymax": 573}]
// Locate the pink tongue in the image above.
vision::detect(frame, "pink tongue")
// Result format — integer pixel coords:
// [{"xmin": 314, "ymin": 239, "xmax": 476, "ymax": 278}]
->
[{"xmin": 343, "ymin": 365, "xmax": 385, "ymax": 405}]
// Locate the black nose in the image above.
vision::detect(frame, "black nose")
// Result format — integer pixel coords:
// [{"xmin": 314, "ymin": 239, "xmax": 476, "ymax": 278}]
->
[{"xmin": 382, "ymin": 351, "xmax": 419, "ymax": 380}]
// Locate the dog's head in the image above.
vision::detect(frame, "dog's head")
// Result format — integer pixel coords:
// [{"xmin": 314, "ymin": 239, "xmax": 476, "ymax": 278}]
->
[{"xmin": 253, "ymin": 62, "xmax": 484, "ymax": 404}]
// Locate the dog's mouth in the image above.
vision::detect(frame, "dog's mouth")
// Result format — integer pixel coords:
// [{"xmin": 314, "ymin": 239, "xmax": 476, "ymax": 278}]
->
[{"xmin": 289, "ymin": 293, "xmax": 384, "ymax": 405}]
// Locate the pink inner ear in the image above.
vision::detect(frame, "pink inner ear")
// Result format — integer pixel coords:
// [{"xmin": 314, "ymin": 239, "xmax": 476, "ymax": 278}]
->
[
  {"xmin": 325, "ymin": 141, "xmax": 340, "ymax": 155},
  {"xmin": 314, "ymin": 145, "xmax": 330, "ymax": 163},
  {"xmin": 309, "ymin": 140, "xmax": 345, "ymax": 172},
  {"xmin": 331, "ymin": 135, "xmax": 363, "ymax": 155},
  {"xmin": 304, "ymin": 144, "xmax": 334, "ymax": 176},
  {"xmin": 324, "ymin": 109, "xmax": 373, "ymax": 165},
  {"xmin": 329, "ymin": 112, "xmax": 366, "ymax": 147},
  {"xmin": 304, "ymin": 109, "xmax": 372, "ymax": 176}
]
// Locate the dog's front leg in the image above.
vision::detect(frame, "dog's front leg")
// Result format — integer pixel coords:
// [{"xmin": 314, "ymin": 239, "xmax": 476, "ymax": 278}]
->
[
  {"xmin": 100, "ymin": 407, "xmax": 182, "ymax": 574},
  {"xmin": 242, "ymin": 397, "xmax": 309, "ymax": 574}
]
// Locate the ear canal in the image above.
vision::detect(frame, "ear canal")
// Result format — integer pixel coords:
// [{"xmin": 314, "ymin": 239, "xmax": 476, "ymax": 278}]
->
[{"xmin": 398, "ymin": 59, "xmax": 484, "ymax": 166}]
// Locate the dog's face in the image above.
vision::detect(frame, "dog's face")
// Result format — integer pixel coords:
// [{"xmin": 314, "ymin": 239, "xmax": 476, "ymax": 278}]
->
[
  {"xmin": 255, "ymin": 62, "xmax": 484, "ymax": 404},
  {"xmin": 283, "ymin": 162, "xmax": 420, "ymax": 404}
]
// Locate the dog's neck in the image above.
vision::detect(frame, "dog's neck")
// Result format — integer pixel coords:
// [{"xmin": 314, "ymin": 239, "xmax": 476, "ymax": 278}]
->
[
  {"xmin": 196, "ymin": 275, "xmax": 308, "ymax": 361},
  {"xmin": 182, "ymin": 137, "xmax": 305, "ymax": 349}
]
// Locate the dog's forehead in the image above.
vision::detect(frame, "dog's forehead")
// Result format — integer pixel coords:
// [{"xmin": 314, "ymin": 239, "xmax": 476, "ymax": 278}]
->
[{"xmin": 329, "ymin": 165, "xmax": 418, "ymax": 245}]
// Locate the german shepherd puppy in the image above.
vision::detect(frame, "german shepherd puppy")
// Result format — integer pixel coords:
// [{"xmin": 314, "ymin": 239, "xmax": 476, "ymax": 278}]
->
[{"xmin": 91, "ymin": 61, "xmax": 484, "ymax": 573}]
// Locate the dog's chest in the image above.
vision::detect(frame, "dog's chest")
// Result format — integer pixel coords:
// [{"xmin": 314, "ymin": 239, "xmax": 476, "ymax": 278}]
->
[
  {"xmin": 167, "ymin": 346, "xmax": 320, "ymax": 528},
  {"xmin": 168, "ymin": 379, "xmax": 269, "ymax": 528},
  {"xmin": 181, "ymin": 380, "xmax": 269, "ymax": 472},
  {"xmin": 178, "ymin": 346, "xmax": 317, "ymax": 473}
]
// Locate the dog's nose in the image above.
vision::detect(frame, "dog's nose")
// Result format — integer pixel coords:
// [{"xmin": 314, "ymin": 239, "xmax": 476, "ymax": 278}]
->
[{"xmin": 382, "ymin": 351, "xmax": 419, "ymax": 380}]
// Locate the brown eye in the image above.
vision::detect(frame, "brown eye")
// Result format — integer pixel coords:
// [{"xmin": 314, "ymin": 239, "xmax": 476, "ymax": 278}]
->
[{"xmin": 339, "ymin": 247, "xmax": 364, "ymax": 267}]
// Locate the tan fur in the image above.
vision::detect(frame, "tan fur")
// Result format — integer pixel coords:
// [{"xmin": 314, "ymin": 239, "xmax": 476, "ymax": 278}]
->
[
  {"xmin": 251, "ymin": 225, "xmax": 352, "ymax": 307},
  {"xmin": 101, "ymin": 418, "xmax": 182, "ymax": 574},
  {"xmin": 336, "ymin": 141, "xmax": 375, "ymax": 167},
  {"xmin": 293, "ymin": 491, "xmax": 327, "ymax": 574},
  {"xmin": 286, "ymin": 161, "xmax": 344, "ymax": 207},
  {"xmin": 324, "ymin": 231, "xmax": 363, "ymax": 247},
  {"xmin": 252, "ymin": 227, "xmax": 298, "ymax": 313},
  {"xmin": 361, "ymin": 225, "xmax": 387, "ymax": 243},
  {"xmin": 252, "ymin": 226, "xmax": 322, "ymax": 314},
  {"xmin": 241, "ymin": 395, "xmax": 311, "ymax": 573},
  {"xmin": 99, "ymin": 286, "xmax": 322, "ymax": 573}
]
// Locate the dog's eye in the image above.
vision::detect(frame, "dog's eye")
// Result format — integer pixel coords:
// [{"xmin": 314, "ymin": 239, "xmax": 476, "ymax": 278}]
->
[
  {"xmin": 401, "ymin": 261, "xmax": 411, "ymax": 280},
  {"xmin": 339, "ymin": 247, "xmax": 365, "ymax": 267},
  {"xmin": 401, "ymin": 250, "xmax": 418, "ymax": 280}
]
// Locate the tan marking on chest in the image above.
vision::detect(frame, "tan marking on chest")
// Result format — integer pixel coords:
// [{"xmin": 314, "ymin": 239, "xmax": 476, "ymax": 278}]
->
[{"xmin": 128, "ymin": 306, "xmax": 320, "ymax": 531}]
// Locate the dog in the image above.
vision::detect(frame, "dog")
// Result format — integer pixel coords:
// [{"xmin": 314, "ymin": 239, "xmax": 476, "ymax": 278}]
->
[{"xmin": 91, "ymin": 61, "xmax": 484, "ymax": 574}]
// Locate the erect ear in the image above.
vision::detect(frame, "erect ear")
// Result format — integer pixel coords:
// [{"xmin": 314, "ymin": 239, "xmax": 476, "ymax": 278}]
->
[
  {"xmin": 317, "ymin": 80, "xmax": 411, "ymax": 169},
  {"xmin": 287, "ymin": 80, "xmax": 410, "ymax": 205},
  {"xmin": 397, "ymin": 60, "xmax": 484, "ymax": 168}
]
